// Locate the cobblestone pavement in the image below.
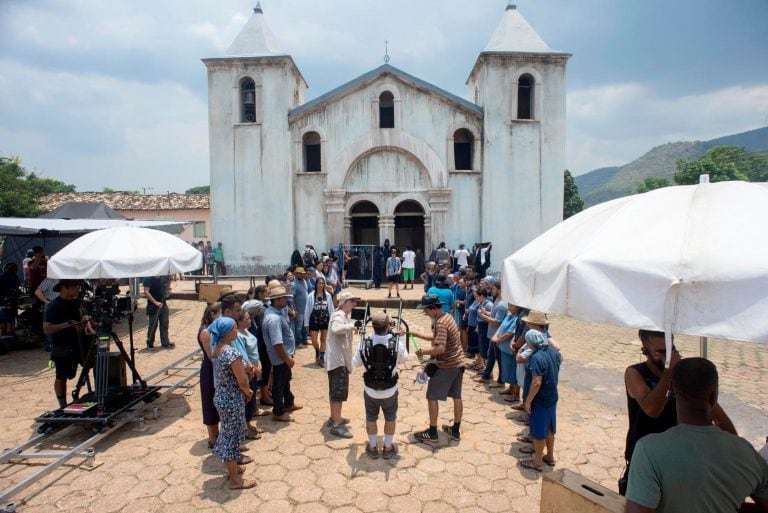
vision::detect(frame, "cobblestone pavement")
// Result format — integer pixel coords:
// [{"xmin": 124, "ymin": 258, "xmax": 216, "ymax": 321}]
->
[{"xmin": 0, "ymin": 280, "xmax": 765, "ymax": 512}]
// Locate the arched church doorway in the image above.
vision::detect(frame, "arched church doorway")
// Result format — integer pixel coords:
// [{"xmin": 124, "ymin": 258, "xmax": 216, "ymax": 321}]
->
[
  {"xmin": 350, "ymin": 201, "xmax": 379, "ymax": 246},
  {"xmin": 394, "ymin": 200, "xmax": 425, "ymax": 253}
]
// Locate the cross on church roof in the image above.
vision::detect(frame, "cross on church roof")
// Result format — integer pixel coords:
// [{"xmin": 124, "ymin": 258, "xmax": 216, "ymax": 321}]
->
[{"xmin": 384, "ymin": 40, "xmax": 390, "ymax": 63}]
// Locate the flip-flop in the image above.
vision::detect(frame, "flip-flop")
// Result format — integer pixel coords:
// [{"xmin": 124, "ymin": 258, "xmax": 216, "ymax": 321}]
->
[
  {"xmin": 229, "ymin": 479, "xmax": 257, "ymax": 490},
  {"xmin": 249, "ymin": 426, "xmax": 266, "ymax": 434},
  {"xmin": 504, "ymin": 396, "xmax": 520, "ymax": 403},
  {"xmin": 499, "ymin": 390, "xmax": 513, "ymax": 395},
  {"xmin": 518, "ymin": 445, "xmax": 535, "ymax": 454},
  {"xmin": 511, "ymin": 404, "xmax": 526, "ymax": 411},
  {"xmin": 543, "ymin": 458, "xmax": 556, "ymax": 466},
  {"xmin": 239, "ymin": 446, "xmax": 250, "ymax": 453},
  {"xmin": 517, "ymin": 435, "xmax": 533, "ymax": 443},
  {"xmin": 520, "ymin": 458, "xmax": 544, "ymax": 472},
  {"xmin": 245, "ymin": 431, "xmax": 261, "ymax": 440},
  {"xmin": 237, "ymin": 455, "xmax": 253, "ymax": 465}
]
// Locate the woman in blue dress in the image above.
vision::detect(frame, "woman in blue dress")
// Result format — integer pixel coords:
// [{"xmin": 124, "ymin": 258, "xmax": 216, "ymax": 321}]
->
[{"xmin": 208, "ymin": 317, "xmax": 256, "ymax": 490}]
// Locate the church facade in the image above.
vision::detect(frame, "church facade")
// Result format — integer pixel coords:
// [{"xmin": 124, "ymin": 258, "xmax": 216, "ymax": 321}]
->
[{"xmin": 203, "ymin": 3, "xmax": 570, "ymax": 273}]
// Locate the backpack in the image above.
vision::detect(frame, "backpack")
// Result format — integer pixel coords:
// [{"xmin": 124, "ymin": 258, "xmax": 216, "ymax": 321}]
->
[
  {"xmin": 303, "ymin": 249, "xmax": 314, "ymax": 268},
  {"xmin": 361, "ymin": 335, "xmax": 398, "ymax": 390}
]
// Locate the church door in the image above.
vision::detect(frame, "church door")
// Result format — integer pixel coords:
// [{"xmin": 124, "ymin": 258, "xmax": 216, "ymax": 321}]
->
[
  {"xmin": 394, "ymin": 200, "xmax": 425, "ymax": 252},
  {"xmin": 350, "ymin": 201, "xmax": 379, "ymax": 246}
]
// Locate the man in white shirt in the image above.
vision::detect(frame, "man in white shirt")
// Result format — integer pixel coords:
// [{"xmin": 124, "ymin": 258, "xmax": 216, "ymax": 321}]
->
[
  {"xmin": 352, "ymin": 312, "xmax": 409, "ymax": 459},
  {"xmin": 325, "ymin": 291, "xmax": 360, "ymax": 438},
  {"xmin": 401, "ymin": 246, "xmax": 416, "ymax": 290},
  {"xmin": 454, "ymin": 244, "xmax": 470, "ymax": 271}
]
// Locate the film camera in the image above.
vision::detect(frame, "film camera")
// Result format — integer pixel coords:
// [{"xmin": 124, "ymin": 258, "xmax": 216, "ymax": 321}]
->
[{"xmin": 80, "ymin": 280, "xmax": 134, "ymax": 333}]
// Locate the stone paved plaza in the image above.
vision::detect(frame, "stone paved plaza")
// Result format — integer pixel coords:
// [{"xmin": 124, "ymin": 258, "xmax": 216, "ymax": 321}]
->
[{"xmin": 1, "ymin": 281, "xmax": 766, "ymax": 512}]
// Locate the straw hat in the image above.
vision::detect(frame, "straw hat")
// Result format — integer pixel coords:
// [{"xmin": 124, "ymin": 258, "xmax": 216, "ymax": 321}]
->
[
  {"xmin": 268, "ymin": 285, "xmax": 293, "ymax": 299},
  {"xmin": 521, "ymin": 310, "xmax": 548, "ymax": 326}
]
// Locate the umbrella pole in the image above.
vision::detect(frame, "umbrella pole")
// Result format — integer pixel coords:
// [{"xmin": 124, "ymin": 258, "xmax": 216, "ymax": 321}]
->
[{"xmin": 699, "ymin": 336, "xmax": 708, "ymax": 359}]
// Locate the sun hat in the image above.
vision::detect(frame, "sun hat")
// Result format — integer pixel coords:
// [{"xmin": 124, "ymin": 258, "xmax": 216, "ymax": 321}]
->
[
  {"xmin": 336, "ymin": 291, "xmax": 360, "ymax": 306},
  {"xmin": 294, "ymin": 266, "xmax": 306, "ymax": 274},
  {"xmin": 521, "ymin": 310, "xmax": 548, "ymax": 326},
  {"xmin": 525, "ymin": 329, "xmax": 548, "ymax": 348},
  {"xmin": 371, "ymin": 311, "xmax": 389, "ymax": 331},
  {"xmin": 417, "ymin": 294, "xmax": 445, "ymax": 309}
]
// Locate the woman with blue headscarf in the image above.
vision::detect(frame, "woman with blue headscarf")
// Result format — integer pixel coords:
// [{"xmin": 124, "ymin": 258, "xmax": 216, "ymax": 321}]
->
[
  {"xmin": 520, "ymin": 326, "xmax": 562, "ymax": 473},
  {"xmin": 208, "ymin": 316, "xmax": 256, "ymax": 490}
]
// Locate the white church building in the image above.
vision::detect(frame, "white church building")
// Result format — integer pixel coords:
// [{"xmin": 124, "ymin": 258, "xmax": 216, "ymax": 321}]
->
[{"xmin": 203, "ymin": 2, "xmax": 570, "ymax": 273}]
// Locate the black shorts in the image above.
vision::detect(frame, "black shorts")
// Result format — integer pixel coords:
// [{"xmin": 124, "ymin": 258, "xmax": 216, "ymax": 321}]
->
[
  {"xmin": 328, "ymin": 366, "xmax": 350, "ymax": 402},
  {"xmin": 52, "ymin": 355, "xmax": 79, "ymax": 380},
  {"xmin": 387, "ymin": 275, "xmax": 400, "ymax": 283}
]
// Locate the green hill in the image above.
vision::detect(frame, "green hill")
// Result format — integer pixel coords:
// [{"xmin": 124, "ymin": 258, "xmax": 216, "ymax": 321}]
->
[{"xmin": 575, "ymin": 126, "xmax": 768, "ymax": 207}]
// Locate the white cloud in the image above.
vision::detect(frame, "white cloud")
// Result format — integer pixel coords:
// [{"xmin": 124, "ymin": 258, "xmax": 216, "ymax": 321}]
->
[{"xmin": 567, "ymin": 83, "xmax": 768, "ymax": 174}]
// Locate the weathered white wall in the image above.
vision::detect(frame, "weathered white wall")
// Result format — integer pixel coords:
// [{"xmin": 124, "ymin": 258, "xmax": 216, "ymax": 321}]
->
[
  {"xmin": 469, "ymin": 54, "xmax": 568, "ymax": 271},
  {"xmin": 206, "ymin": 57, "xmax": 304, "ymax": 273}
]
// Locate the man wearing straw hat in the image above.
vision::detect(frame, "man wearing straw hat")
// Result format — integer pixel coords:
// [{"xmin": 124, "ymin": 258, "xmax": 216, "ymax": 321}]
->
[{"xmin": 263, "ymin": 285, "xmax": 302, "ymax": 422}]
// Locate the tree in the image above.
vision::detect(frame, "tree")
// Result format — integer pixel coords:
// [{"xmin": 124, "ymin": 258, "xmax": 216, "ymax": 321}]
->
[
  {"xmin": 0, "ymin": 156, "xmax": 75, "ymax": 217},
  {"xmin": 674, "ymin": 145, "xmax": 768, "ymax": 185},
  {"xmin": 185, "ymin": 185, "xmax": 210, "ymax": 194},
  {"xmin": 636, "ymin": 176, "xmax": 671, "ymax": 194},
  {"xmin": 563, "ymin": 169, "xmax": 584, "ymax": 219},
  {"xmin": 102, "ymin": 187, "xmax": 115, "ymax": 193}
]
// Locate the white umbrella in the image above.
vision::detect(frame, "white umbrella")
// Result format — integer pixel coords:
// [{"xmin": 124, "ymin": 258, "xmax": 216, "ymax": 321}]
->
[
  {"xmin": 47, "ymin": 226, "xmax": 203, "ymax": 279},
  {"xmin": 502, "ymin": 180, "xmax": 768, "ymax": 362}
]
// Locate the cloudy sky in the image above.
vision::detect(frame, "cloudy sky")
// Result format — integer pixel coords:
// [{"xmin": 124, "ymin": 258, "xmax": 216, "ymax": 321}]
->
[{"xmin": 1, "ymin": 0, "xmax": 767, "ymax": 192}]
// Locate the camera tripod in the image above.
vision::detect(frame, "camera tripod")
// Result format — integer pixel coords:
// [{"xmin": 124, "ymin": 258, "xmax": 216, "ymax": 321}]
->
[{"xmin": 72, "ymin": 313, "xmax": 146, "ymax": 414}]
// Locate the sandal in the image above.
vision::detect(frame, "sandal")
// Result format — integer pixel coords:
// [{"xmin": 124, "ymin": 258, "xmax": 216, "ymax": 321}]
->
[
  {"xmin": 517, "ymin": 435, "xmax": 533, "ymax": 443},
  {"xmin": 239, "ymin": 446, "xmax": 250, "ymax": 453},
  {"xmin": 499, "ymin": 389, "xmax": 513, "ymax": 395},
  {"xmin": 520, "ymin": 458, "xmax": 544, "ymax": 472},
  {"xmin": 255, "ymin": 409, "xmax": 271, "ymax": 417},
  {"xmin": 504, "ymin": 396, "xmax": 520, "ymax": 403},
  {"xmin": 543, "ymin": 457, "xmax": 556, "ymax": 466},
  {"xmin": 245, "ymin": 430, "xmax": 261, "ymax": 440},
  {"xmin": 518, "ymin": 445, "xmax": 535, "ymax": 454},
  {"xmin": 237, "ymin": 455, "xmax": 254, "ymax": 465},
  {"xmin": 229, "ymin": 478, "xmax": 257, "ymax": 490},
  {"xmin": 511, "ymin": 404, "xmax": 526, "ymax": 411}
]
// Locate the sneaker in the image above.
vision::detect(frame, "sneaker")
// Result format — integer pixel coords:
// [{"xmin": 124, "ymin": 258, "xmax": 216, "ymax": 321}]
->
[
  {"xmin": 366, "ymin": 444, "xmax": 379, "ymax": 459},
  {"xmin": 161, "ymin": 342, "xmax": 176, "ymax": 349},
  {"xmin": 442, "ymin": 424, "xmax": 461, "ymax": 441},
  {"xmin": 382, "ymin": 444, "xmax": 398, "ymax": 459},
  {"xmin": 319, "ymin": 356, "xmax": 325, "ymax": 367},
  {"xmin": 330, "ymin": 424, "xmax": 353, "ymax": 439},
  {"xmin": 414, "ymin": 429, "xmax": 439, "ymax": 443},
  {"xmin": 325, "ymin": 417, "xmax": 350, "ymax": 428}
]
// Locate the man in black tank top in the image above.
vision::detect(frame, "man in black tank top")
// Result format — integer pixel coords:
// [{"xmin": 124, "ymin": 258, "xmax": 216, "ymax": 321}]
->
[{"xmin": 621, "ymin": 330, "xmax": 737, "ymax": 495}]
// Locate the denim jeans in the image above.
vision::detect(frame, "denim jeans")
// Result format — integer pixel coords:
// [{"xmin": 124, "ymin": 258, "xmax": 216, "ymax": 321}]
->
[
  {"xmin": 291, "ymin": 314, "xmax": 305, "ymax": 346},
  {"xmin": 477, "ymin": 322, "xmax": 489, "ymax": 360},
  {"xmin": 271, "ymin": 363, "xmax": 295, "ymax": 416},
  {"xmin": 482, "ymin": 341, "xmax": 501, "ymax": 380},
  {"xmin": 146, "ymin": 303, "xmax": 170, "ymax": 346}
]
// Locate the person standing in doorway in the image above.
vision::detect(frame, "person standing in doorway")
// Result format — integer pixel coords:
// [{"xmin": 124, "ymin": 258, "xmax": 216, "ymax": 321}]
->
[{"xmin": 401, "ymin": 246, "xmax": 416, "ymax": 290}]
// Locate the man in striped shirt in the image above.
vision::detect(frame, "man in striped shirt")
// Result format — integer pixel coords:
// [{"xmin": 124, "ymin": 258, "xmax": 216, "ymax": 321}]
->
[{"xmin": 411, "ymin": 294, "xmax": 465, "ymax": 443}]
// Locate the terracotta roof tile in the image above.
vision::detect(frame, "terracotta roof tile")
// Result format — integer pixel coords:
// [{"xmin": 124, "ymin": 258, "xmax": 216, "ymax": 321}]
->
[{"xmin": 38, "ymin": 192, "xmax": 209, "ymax": 212}]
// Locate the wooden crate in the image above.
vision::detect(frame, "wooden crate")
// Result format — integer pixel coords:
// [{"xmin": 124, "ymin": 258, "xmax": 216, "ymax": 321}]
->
[{"xmin": 541, "ymin": 469, "xmax": 626, "ymax": 513}]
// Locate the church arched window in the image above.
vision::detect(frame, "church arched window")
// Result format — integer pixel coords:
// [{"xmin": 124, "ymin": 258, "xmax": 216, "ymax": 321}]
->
[
  {"xmin": 453, "ymin": 129, "xmax": 474, "ymax": 170},
  {"xmin": 379, "ymin": 91, "xmax": 395, "ymax": 128},
  {"xmin": 517, "ymin": 74, "xmax": 534, "ymax": 120},
  {"xmin": 303, "ymin": 131, "xmax": 322, "ymax": 172},
  {"xmin": 240, "ymin": 77, "xmax": 256, "ymax": 123}
]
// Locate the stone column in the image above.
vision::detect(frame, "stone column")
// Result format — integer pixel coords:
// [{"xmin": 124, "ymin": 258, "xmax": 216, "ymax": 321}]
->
[
  {"xmin": 379, "ymin": 215, "xmax": 395, "ymax": 246},
  {"xmin": 429, "ymin": 188, "xmax": 451, "ymax": 250},
  {"xmin": 423, "ymin": 215, "xmax": 432, "ymax": 255},
  {"xmin": 324, "ymin": 189, "xmax": 346, "ymax": 250},
  {"xmin": 343, "ymin": 216, "xmax": 352, "ymax": 245}
]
